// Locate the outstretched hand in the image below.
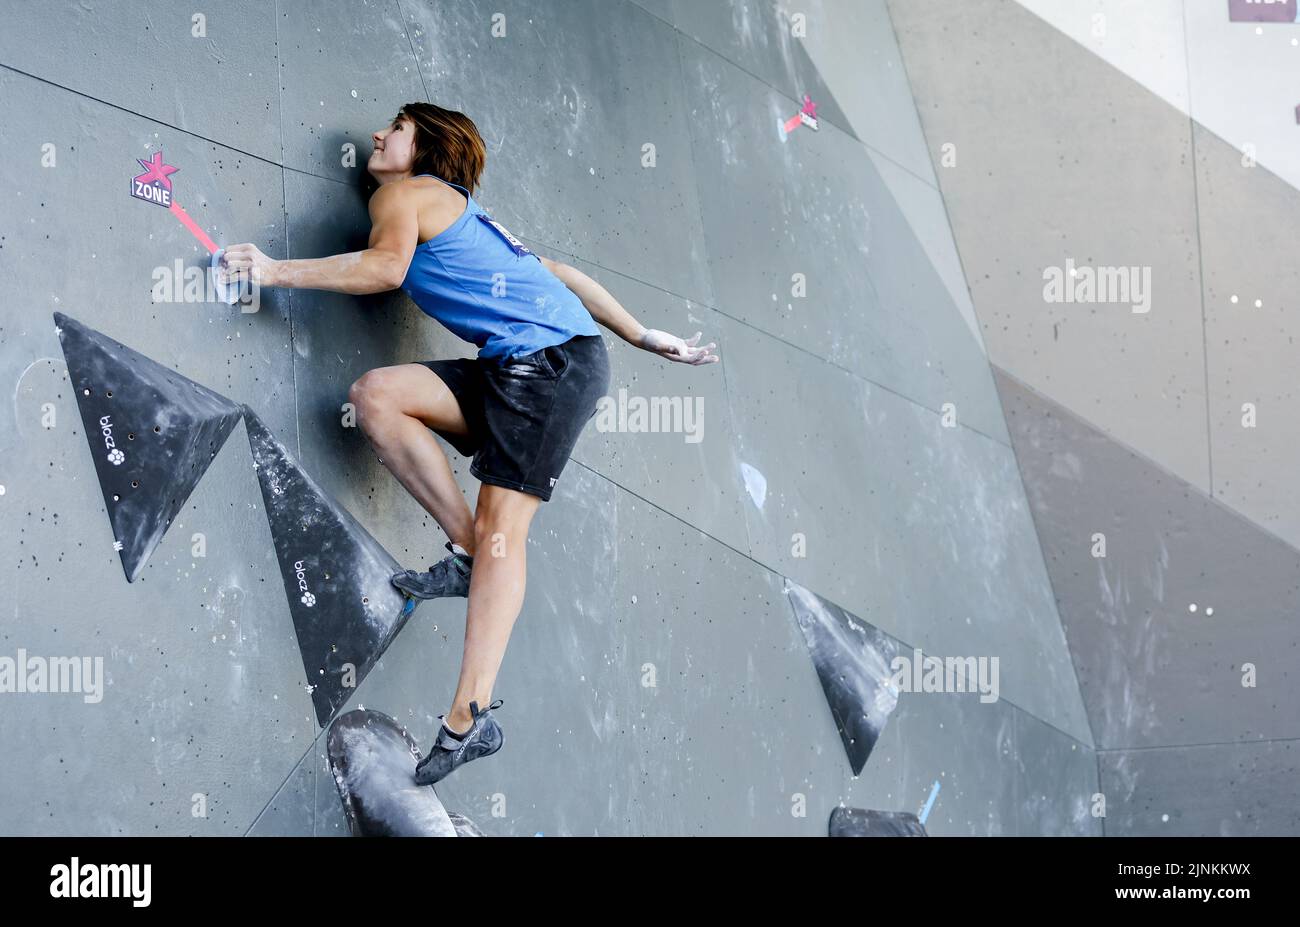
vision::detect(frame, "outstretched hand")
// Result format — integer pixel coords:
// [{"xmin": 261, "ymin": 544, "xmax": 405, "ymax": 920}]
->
[{"xmin": 640, "ymin": 329, "xmax": 719, "ymax": 365}]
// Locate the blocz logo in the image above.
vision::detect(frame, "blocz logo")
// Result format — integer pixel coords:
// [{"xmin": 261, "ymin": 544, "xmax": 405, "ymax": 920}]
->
[
  {"xmin": 131, "ymin": 151, "xmax": 178, "ymax": 208},
  {"xmin": 294, "ymin": 559, "xmax": 315, "ymax": 607},
  {"xmin": 99, "ymin": 415, "xmax": 125, "ymax": 466}
]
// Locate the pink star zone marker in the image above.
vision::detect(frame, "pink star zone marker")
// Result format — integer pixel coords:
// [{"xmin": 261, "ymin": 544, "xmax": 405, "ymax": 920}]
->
[
  {"xmin": 129, "ymin": 150, "xmax": 238, "ymax": 304},
  {"xmin": 783, "ymin": 94, "xmax": 819, "ymax": 134},
  {"xmin": 128, "ymin": 150, "xmax": 219, "ymax": 255},
  {"xmin": 131, "ymin": 151, "xmax": 179, "ymax": 208}
]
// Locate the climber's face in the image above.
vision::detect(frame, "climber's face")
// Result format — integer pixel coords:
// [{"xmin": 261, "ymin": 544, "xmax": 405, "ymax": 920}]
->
[{"xmin": 369, "ymin": 115, "xmax": 417, "ymax": 178}]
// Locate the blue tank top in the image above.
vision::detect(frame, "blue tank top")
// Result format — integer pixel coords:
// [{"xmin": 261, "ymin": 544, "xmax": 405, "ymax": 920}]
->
[{"xmin": 399, "ymin": 175, "xmax": 600, "ymax": 360}]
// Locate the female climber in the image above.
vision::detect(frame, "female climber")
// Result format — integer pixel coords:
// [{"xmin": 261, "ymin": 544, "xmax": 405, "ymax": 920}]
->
[{"xmin": 219, "ymin": 102, "xmax": 717, "ymax": 785}]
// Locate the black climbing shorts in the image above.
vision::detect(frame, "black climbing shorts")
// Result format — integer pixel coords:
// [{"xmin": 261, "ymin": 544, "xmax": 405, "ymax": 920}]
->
[{"xmin": 420, "ymin": 334, "xmax": 610, "ymax": 502}]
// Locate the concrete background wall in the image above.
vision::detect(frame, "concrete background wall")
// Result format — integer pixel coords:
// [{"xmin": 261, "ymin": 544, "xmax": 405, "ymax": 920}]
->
[
  {"xmin": 8, "ymin": 0, "xmax": 1248, "ymax": 836},
  {"xmin": 890, "ymin": 0, "xmax": 1300, "ymax": 835}
]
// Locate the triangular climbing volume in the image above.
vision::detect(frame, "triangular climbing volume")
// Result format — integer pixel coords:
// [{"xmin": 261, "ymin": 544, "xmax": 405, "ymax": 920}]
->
[
  {"xmin": 327, "ymin": 710, "xmax": 466, "ymax": 837},
  {"xmin": 54, "ymin": 313, "xmax": 244, "ymax": 582},
  {"xmin": 243, "ymin": 408, "xmax": 412, "ymax": 727},
  {"xmin": 828, "ymin": 807, "xmax": 927, "ymax": 837},
  {"xmin": 784, "ymin": 580, "xmax": 900, "ymax": 775}
]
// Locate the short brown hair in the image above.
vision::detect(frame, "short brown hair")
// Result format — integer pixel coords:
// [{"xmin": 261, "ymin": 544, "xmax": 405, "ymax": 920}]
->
[{"xmin": 398, "ymin": 102, "xmax": 486, "ymax": 192}]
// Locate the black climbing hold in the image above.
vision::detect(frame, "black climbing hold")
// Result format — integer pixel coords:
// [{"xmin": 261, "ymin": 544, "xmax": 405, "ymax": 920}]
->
[
  {"xmin": 829, "ymin": 807, "xmax": 927, "ymax": 837},
  {"xmin": 243, "ymin": 409, "xmax": 411, "ymax": 727},
  {"xmin": 54, "ymin": 312, "xmax": 243, "ymax": 582},
  {"xmin": 785, "ymin": 580, "xmax": 900, "ymax": 775},
  {"xmin": 327, "ymin": 709, "xmax": 481, "ymax": 837}
]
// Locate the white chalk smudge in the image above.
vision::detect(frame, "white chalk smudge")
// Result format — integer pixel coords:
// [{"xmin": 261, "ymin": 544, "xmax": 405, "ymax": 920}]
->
[{"xmin": 740, "ymin": 461, "xmax": 767, "ymax": 509}]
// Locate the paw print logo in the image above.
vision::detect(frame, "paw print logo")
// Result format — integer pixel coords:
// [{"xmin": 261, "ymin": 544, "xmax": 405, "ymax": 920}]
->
[
  {"xmin": 301, "ymin": 592, "xmax": 316, "ymax": 607},
  {"xmin": 107, "ymin": 449, "xmax": 125, "ymax": 466}
]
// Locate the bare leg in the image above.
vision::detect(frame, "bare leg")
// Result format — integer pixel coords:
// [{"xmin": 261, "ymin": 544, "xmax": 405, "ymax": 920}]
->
[
  {"xmin": 349, "ymin": 364, "xmax": 477, "ymax": 555},
  {"xmin": 443, "ymin": 483, "xmax": 540, "ymax": 732}
]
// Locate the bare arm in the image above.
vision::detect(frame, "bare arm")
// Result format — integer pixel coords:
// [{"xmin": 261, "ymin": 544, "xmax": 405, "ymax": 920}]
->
[
  {"xmin": 540, "ymin": 256, "xmax": 718, "ymax": 365},
  {"xmin": 542, "ymin": 256, "xmax": 644, "ymax": 344},
  {"xmin": 220, "ymin": 182, "xmax": 416, "ymax": 294}
]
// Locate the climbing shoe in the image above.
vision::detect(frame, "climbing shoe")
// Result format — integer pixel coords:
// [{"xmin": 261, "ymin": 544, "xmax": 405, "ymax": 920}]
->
[
  {"xmin": 414, "ymin": 698, "xmax": 505, "ymax": 786},
  {"xmin": 391, "ymin": 541, "xmax": 473, "ymax": 600}
]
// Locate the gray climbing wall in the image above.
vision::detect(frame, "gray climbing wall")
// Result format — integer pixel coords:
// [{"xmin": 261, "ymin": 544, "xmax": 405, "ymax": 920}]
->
[{"xmin": 1, "ymin": 0, "xmax": 1098, "ymax": 836}]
